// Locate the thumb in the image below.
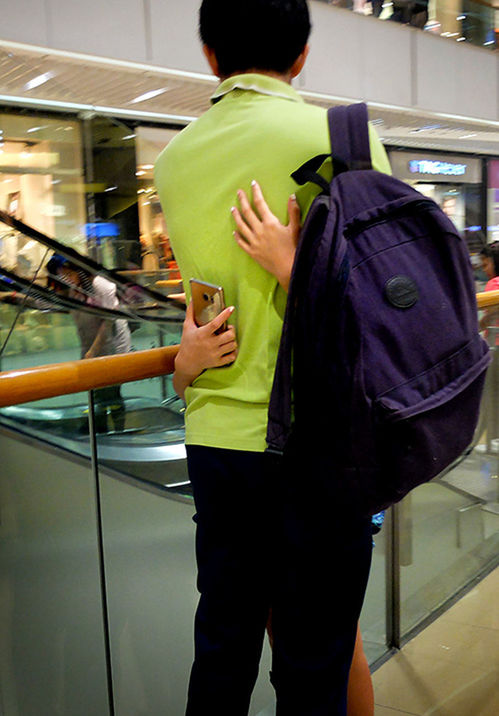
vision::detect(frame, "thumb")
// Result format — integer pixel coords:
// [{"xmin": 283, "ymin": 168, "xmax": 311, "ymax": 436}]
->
[
  {"xmin": 184, "ymin": 300, "xmax": 196, "ymax": 326},
  {"xmin": 288, "ymin": 194, "xmax": 301, "ymax": 236}
]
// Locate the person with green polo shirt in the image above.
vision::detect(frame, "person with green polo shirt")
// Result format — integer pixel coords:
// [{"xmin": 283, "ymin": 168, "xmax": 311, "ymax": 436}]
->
[{"xmin": 154, "ymin": 1, "xmax": 391, "ymax": 714}]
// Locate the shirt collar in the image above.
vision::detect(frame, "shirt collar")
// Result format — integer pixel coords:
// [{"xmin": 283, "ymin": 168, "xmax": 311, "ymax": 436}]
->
[{"xmin": 211, "ymin": 73, "xmax": 304, "ymax": 104}]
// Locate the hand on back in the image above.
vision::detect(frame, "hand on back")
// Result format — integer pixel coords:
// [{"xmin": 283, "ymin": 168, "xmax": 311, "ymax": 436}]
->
[{"xmin": 231, "ymin": 180, "xmax": 301, "ymax": 292}]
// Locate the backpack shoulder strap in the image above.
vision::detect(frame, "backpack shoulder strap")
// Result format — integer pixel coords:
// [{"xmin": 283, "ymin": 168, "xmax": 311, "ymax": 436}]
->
[{"xmin": 328, "ymin": 103, "xmax": 372, "ymax": 174}]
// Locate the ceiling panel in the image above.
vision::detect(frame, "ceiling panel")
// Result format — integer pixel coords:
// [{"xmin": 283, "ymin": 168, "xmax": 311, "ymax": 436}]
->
[{"xmin": 0, "ymin": 41, "xmax": 498, "ymax": 156}]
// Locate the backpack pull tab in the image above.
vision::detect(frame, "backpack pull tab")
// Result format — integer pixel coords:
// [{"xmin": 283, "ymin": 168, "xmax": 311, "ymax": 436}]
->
[{"xmin": 385, "ymin": 275, "xmax": 419, "ymax": 309}]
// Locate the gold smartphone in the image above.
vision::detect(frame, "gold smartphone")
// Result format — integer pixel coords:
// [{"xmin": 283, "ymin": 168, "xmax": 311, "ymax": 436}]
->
[{"xmin": 190, "ymin": 278, "xmax": 227, "ymax": 332}]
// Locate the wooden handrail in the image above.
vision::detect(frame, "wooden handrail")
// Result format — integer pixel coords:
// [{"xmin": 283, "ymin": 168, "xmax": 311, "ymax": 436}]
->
[
  {"xmin": 476, "ymin": 290, "xmax": 499, "ymax": 310},
  {"xmin": 0, "ymin": 345, "xmax": 179, "ymax": 408},
  {"xmin": 0, "ymin": 290, "xmax": 497, "ymax": 409},
  {"xmin": 155, "ymin": 279, "xmax": 183, "ymax": 288}
]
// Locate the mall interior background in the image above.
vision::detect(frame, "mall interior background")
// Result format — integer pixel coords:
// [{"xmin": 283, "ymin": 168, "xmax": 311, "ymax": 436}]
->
[{"xmin": 0, "ymin": 1, "xmax": 498, "ymax": 715}]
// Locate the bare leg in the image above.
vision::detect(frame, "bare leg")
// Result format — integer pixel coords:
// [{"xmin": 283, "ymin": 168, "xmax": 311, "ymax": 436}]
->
[{"xmin": 346, "ymin": 624, "xmax": 374, "ymax": 716}]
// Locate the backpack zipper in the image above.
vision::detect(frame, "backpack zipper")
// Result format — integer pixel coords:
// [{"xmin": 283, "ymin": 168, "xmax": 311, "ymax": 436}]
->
[{"xmin": 344, "ymin": 198, "xmax": 437, "ymax": 240}]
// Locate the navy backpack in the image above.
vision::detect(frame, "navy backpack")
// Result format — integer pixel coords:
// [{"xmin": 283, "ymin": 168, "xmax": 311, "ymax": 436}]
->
[{"xmin": 266, "ymin": 103, "xmax": 490, "ymax": 515}]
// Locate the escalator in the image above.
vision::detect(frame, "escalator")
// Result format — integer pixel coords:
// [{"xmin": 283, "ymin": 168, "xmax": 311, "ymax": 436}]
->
[{"xmin": 0, "ymin": 209, "xmax": 190, "ymax": 491}]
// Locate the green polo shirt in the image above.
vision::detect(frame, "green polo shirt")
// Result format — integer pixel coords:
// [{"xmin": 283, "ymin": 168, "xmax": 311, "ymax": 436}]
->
[{"xmin": 154, "ymin": 73, "xmax": 391, "ymax": 452}]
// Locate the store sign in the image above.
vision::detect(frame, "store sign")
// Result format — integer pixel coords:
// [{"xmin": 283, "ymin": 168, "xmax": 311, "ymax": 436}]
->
[
  {"xmin": 409, "ymin": 160, "xmax": 467, "ymax": 177},
  {"xmin": 389, "ymin": 151, "xmax": 481, "ymax": 184}
]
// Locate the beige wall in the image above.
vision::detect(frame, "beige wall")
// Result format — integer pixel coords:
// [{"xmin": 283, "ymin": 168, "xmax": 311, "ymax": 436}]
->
[{"xmin": 0, "ymin": 1, "xmax": 498, "ymax": 121}]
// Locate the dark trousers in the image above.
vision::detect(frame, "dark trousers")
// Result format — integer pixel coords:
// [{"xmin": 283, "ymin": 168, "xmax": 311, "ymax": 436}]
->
[{"xmin": 185, "ymin": 446, "xmax": 373, "ymax": 716}]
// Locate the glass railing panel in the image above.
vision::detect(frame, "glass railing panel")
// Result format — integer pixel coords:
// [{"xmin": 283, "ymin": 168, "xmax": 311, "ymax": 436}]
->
[
  {"xmin": 314, "ymin": 0, "xmax": 497, "ymax": 50},
  {"xmin": 0, "ymin": 219, "xmax": 185, "ymax": 464},
  {"xmin": 0, "ymin": 213, "xmax": 184, "ymax": 376},
  {"xmin": 90, "ymin": 299, "xmax": 185, "ymax": 489},
  {"xmin": 398, "ymin": 331, "xmax": 499, "ymax": 637},
  {"xmin": 98, "ymin": 457, "xmax": 276, "ymax": 716},
  {"xmin": 93, "ymin": 375, "xmax": 187, "ymax": 490},
  {"xmin": 399, "ymin": 480, "xmax": 498, "ymax": 636},
  {"xmin": 98, "ymin": 470, "xmax": 198, "ymax": 716},
  {"xmin": 0, "ymin": 391, "xmax": 94, "ymax": 461},
  {"xmin": 0, "ymin": 300, "xmax": 82, "ymax": 372},
  {"xmin": 0, "ymin": 414, "xmax": 111, "ymax": 716}
]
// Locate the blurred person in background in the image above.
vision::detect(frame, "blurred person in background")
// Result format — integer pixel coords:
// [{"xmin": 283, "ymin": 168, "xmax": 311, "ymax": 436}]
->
[{"xmin": 47, "ymin": 254, "xmax": 131, "ymax": 432}]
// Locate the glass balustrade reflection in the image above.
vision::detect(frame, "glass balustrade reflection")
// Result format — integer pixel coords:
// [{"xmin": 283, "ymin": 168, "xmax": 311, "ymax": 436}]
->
[{"xmin": 0, "ymin": 213, "xmax": 186, "ymax": 466}]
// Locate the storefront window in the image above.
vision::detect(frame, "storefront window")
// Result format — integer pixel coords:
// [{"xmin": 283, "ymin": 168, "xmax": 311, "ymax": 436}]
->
[
  {"xmin": 389, "ymin": 150, "xmax": 485, "ymax": 255},
  {"xmin": 488, "ymin": 159, "xmax": 499, "ymax": 243},
  {"xmin": 0, "ymin": 112, "xmax": 86, "ymax": 277},
  {"xmin": 135, "ymin": 126, "xmax": 180, "ymax": 281}
]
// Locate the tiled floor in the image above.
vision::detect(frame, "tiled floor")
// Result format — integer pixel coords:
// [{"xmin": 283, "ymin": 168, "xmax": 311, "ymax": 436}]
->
[{"xmin": 372, "ymin": 567, "xmax": 499, "ymax": 716}]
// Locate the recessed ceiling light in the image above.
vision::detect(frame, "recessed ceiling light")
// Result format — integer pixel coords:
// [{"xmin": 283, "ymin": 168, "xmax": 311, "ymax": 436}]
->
[{"xmin": 130, "ymin": 88, "xmax": 168, "ymax": 104}]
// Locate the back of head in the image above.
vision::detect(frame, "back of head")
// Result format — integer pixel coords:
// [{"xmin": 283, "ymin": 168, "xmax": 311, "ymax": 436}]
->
[
  {"xmin": 481, "ymin": 242, "xmax": 499, "ymax": 277},
  {"xmin": 199, "ymin": 0, "xmax": 311, "ymax": 77}
]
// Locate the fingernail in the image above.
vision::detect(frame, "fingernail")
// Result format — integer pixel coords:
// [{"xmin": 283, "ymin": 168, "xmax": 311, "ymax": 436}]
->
[
  {"xmin": 228, "ymin": 306, "xmax": 235, "ymax": 313},
  {"xmin": 251, "ymin": 180, "xmax": 257, "ymax": 187},
  {"xmin": 231, "ymin": 206, "xmax": 236, "ymax": 213},
  {"xmin": 290, "ymin": 194, "xmax": 296, "ymax": 201}
]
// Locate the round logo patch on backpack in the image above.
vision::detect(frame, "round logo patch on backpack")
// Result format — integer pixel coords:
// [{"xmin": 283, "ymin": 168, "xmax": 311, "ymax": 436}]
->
[{"xmin": 384, "ymin": 275, "xmax": 419, "ymax": 309}]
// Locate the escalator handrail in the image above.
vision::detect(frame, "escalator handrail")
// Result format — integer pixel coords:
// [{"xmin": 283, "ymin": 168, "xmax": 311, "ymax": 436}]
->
[
  {"xmin": 0, "ymin": 345, "xmax": 179, "ymax": 408},
  {"xmin": 0, "ymin": 265, "xmax": 185, "ymax": 323},
  {"xmin": 0, "ymin": 209, "xmax": 175, "ymax": 308},
  {"xmin": 476, "ymin": 290, "xmax": 499, "ymax": 310}
]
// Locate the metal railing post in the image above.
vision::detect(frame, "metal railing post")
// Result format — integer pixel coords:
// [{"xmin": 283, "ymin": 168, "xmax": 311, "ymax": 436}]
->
[
  {"xmin": 88, "ymin": 390, "xmax": 116, "ymax": 716},
  {"xmin": 385, "ymin": 503, "xmax": 401, "ymax": 650}
]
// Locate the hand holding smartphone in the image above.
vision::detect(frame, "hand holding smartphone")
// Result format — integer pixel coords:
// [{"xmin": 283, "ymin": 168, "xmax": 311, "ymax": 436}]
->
[{"xmin": 190, "ymin": 278, "xmax": 227, "ymax": 333}]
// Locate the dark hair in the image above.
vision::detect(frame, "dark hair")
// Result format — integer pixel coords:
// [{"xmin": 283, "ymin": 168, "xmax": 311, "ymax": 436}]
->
[
  {"xmin": 46, "ymin": 254, "xmax": 93, "ymax": 294},
  {"xmin": 199, "ymin": 0, "xmax": 311, "ymax": 77},
  {"xmin": 480, "ymin": 242, "xmax": 499, "ymax": 277}
]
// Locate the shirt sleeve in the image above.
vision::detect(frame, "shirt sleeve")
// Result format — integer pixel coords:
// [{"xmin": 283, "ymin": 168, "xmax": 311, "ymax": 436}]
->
[
  {"xmin": 485, "ymin": 277, "xmax": 499, "ymax": 292},
  {"xmin": 91, "ymin": 276, "xmax": 119, "ymax": 311}
]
